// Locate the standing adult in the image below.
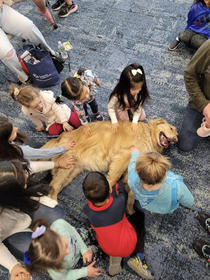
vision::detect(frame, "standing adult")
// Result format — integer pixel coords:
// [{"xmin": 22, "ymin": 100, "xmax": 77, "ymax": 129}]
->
[
  {"xmin": 178, "ymin": 39, "xmax": 210, "ymax": 152},
  {"xmin": 0, "ymin": 0, "xmax": 54, "ymax": 83}
]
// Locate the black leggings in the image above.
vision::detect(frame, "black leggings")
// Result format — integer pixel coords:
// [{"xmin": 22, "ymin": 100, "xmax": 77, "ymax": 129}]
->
[{"xmin": 128, "ymin": 200, "xmax": 145, "ymax": 255}]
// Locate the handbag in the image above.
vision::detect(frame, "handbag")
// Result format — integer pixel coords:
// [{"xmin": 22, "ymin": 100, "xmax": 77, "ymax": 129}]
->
[{"xmin": 22, "ymin": 44, "xmax": 60, "ymax": 88}]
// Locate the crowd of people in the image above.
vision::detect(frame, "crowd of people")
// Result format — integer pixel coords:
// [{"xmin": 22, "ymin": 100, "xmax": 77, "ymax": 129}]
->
[{"xmin": 0, "ymin": 0, "xmax": 210, "ymax": 280}]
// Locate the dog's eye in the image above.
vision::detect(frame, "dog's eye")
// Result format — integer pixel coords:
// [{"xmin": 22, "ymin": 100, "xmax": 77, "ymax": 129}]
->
[{"xmin": 170, "ymin": 127, "xmax": 173, "ymax": 130}]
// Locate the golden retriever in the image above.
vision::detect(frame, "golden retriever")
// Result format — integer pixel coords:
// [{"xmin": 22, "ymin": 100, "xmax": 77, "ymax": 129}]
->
[{"xmin": 42, "ymin": 118, "xmax": 178, "ymax": 211}]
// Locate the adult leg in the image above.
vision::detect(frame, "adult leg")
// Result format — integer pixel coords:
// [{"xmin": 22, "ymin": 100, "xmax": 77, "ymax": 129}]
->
[
  {"xmin": 1, "ymin": 5, "xmax": 54, "ymax": 54},
  {"xmin": 32, "ymin": 0, "xmax": 55, "ymax": 24},
  {"xmin": 177, "ymin": 103, "xmax": 203, "ymax": 152},
  {"xmin": 190, "ymin": 34, "xmax": 208, "ymax": 50},
  {"xmin": 3, "ymin": 232, "xmax": 32, "ymax": 260},
  {"xmin": 179, "ymin": 30, "xmax": 196, "ymax": 47},
  {"xmin": 0, "ymin": 29, "xmax": 28, "ymax": 81},
  {"xmin": 28, "ymin": 203, "xmax": 66, "ymax": 225}
]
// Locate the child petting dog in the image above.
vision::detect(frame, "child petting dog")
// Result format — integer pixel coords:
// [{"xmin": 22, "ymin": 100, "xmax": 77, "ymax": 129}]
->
[
  {"xmin": 82, "ymin": 172, "xmax": 154, "ymax": 279},
  {"xmin": 128, "ymin": 147, "xmax": 194, "ymax": 214}
]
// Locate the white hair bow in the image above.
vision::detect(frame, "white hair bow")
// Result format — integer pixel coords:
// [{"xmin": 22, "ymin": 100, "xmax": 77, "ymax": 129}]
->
[
  {"xmin": 14, "ymin": 88, "xmax": 20, "ymax": 97},
  {"xmin": 131, "ymin": 69, "xmax": 142, "ymax": 76}
]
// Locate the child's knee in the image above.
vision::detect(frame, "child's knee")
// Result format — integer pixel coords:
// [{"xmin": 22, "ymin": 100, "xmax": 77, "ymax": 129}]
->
[{"xmin": 5, "ymin": 48, "xmax": 15, "ymax": 59}]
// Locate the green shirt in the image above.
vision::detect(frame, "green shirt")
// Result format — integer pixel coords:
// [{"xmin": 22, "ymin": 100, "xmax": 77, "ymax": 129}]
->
[
  {"xmin": 48, "ymin": 219, "xmax": 88, "ymax": 280},
  {"xmin": 184, "ymin": 39, "xmax": 210, "ymax": 113}
]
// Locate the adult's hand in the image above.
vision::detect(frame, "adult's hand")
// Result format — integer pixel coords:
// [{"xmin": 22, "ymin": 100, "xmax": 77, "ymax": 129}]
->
[
  {"xmin": 0, "ymin": 0, "xmax": 3, "ymax": 8},
  {"xmin": 203, "ymin": 103, "xmax": 210, "ymax": 124},
  {"xmin": 10, "ymin": 264, "xmax": 31, "ymax": 280}
]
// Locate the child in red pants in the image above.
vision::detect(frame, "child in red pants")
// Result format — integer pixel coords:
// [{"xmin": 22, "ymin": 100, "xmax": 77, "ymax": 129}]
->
[{"xmin": 10, "ymin": 84, "xmax": 81, "ymax": 135}]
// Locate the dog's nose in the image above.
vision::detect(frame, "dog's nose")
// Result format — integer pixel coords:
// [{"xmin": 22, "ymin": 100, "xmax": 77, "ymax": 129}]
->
[{"xmin": 173, "ymin": 136, "xmax": 178, "ymax": 142}]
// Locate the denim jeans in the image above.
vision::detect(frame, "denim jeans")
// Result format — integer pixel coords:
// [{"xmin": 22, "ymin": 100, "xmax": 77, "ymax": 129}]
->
[
  {"xmin": 3, "ymin": 204, "xmax": 65, "ymax": 261},
  {"xmin": 179, "ymin": 30, "xmax": 208, "ymax": 50},
  {"xmin": 177, "ymin": 103, "xmax": 203, "ymax": 152},
  {"xmin": 84, "ymin": 98, "xmax": 99, "ymax": 116}
]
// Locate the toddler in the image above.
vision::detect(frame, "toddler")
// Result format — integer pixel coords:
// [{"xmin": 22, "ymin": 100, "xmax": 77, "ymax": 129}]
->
[
  {"xmin": 83, "ymin": 172, "xmax": 154, "ymax": 279},
  {"xmin": 58, "ymin": 67, "xmax": 103, "ymax": 137},
  {"xmin": 107, "ymin": 63, "xmax": 150, "ymax": 134},
  {"xmin": 10, "ymin": 84, "xmax": 81, "ymax": 135},
  {"xmin": 128, "ymin": 148, "xmax": 194, "ymax": 214},
  {"xmin": 24, "ymin": 218, "xmax": 101, "ymax": 280},
  {"xmin": 168, "ymin": 0, "xmax": 210, "ymax": 50}
]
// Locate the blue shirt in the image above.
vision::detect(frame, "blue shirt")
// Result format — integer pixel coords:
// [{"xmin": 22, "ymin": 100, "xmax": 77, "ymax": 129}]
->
[{"xmin": 185, "ymin": 2, "xmax": 210, "ymax": 38}]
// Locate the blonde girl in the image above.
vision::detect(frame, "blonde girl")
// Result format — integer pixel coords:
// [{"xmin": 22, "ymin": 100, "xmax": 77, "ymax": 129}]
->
[
  {"xmin": 108, "ymin": 63, "xmax": 150, "ymax": 134},
  {"xmin": 10, "ymin": 84, "xmax": 81, "ymax": 135}
]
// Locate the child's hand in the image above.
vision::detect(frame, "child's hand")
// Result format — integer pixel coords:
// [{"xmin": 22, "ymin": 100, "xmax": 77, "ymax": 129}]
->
[
  {"xmin": 87, "ymin": 260, "xmax": 102, "ymax": 278},
  {"xmin": 62, "ymin": 122, "xmax": 74, "ymax": 132},
  {"xmin": 131, "ymin": 123, "xmax": 139, "ymax": 134},
  {"xmin": 95, "ymin": 78, "xmax": 101, "ymax": 87},
  {"xmin": 63, "ymin": 140, "xmax": 75, "ymax": 150},
  {"xmin": 83, "ymin": 124, "xmax": 91, "ymax": 137},
  {"xmin": 54, "ymin": 155, "xmax": 76, "ymax": 169},
  {"xmin": 10, "ymin": 265, "xmax": 31, "ymax": 280},
  {"xmin": 82, "ymin": 250, "xmax": 93, "ymax": 264},
  {"xmin": 36, "ymin": 126, "xmax": 45, "ymax": 132},
  {"xmin": 127, "ymin": 146, "xmax": 139, "ymax": 153},
  {"xmin": 110, "ymin": 123, "xmax": 120, "ymax": 132}
]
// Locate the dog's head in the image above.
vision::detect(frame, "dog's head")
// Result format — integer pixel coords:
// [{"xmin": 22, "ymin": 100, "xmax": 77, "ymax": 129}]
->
[{"xmin": 148, "ymin": 118, "xmax": 178, "ymax": 150}]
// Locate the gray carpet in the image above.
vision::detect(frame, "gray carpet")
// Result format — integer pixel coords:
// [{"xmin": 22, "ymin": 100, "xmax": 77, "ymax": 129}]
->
[{"xmin": 0, "ymin": 0, "xmax": 210, "ymax": 279}]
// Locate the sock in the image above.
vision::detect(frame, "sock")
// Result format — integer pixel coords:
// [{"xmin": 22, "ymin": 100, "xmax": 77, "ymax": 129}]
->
[{"xmin": 137, "ymin": 253, "xmax": 143, "ymax": 259}]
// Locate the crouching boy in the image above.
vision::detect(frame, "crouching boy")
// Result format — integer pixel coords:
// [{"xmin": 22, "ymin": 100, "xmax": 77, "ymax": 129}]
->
[{"xmin": 82, "ymin": 171, "xmax": 154, "ymax": 279}]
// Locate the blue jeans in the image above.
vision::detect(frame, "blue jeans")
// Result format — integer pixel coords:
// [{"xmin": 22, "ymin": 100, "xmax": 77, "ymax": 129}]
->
[
  {"xmin": 177, "ymin": 103, "xmax": 203, "ymax": 152},
  {"xmin": 3, "ymin": 204, "xmax": 65, "ymax": 261}
]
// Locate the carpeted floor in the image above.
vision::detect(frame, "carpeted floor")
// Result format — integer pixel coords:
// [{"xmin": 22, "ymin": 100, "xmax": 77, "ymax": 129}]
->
[{"xmin": 0, "ymin": 0, "xmax": 210, "ymax": 279}]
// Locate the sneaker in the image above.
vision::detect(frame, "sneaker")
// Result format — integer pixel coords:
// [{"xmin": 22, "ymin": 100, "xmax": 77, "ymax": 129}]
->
[
  {"xmin": 52, "ymin": 0, "xmax": 65, "ymax": 11},
  {"xmin": 197, "ymin": 212, "xmax": 210, "ymax": 235},
  {"xmin": 108, "ymin": 256, "xmax": 122, "ymax": 276},
  {"xmin": 127, "ymin": 256, "xmax": 154, "ymax": 279},
  {"xmin": 58, "ymin": 2, "xmax": 78, "ymax": 18},
  {"xmin": 197, "ymin": 122, "xmax": 210, "ymax": 137},
  {"xmin": 168, "ymin": 37, "xmax": 180, "ymax": 51},
  {"xmin": 86, "ymin": 116, "xmax": 91, "ymax": 123},
  {"xmin": 193, "ymin": 238, "xmax": 210, "ymax": 262},
  {"xmin": 94, "ymin": 112, "xmax": 104, "ymax": 121}
]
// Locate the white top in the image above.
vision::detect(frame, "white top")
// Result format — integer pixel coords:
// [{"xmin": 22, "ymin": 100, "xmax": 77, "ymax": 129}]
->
[
  {"xmin": 22, "ymin": 90, "xmax": 71, "ymax": 131},
  {"xmin": 0, "ymin": 208, "xmax": 32, "ymax": 273},
  {"xmin": 0, "ymin": 196, "xmax": 58, "ymax": 273},
  {"xmin": 107, "ymin": 95, "xmax": 143, "ymax": 124}
]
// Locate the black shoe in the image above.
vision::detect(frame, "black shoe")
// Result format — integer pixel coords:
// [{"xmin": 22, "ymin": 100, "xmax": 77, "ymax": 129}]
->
[
  {"xmin": 193, "ymin": 238, "xmax": 210, "ymax": 261},
  {"xmin": 52, "ymin": 0, "xmax": 65, "ymax": 11},
  {"xmin": 197, "ymin": 212, "xmax": 210, "ymax": 235},
  {"xmin": 58, "ymin": 2, "xmax": 78, "ymax": 18},
  {"xmin": 168, "ymin": 37, "xmax": 180, "ymax": 51}
]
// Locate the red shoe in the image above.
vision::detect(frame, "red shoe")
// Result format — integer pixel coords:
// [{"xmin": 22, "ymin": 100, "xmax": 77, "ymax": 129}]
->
[{"xmin": 37, "ymin": 7, "xmax": 55, "ymax": 24}]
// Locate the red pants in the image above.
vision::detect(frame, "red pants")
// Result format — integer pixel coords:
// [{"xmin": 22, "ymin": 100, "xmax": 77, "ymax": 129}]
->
[{"xmin": 48, "ymin": 107, "xmax": 81, "ymax": 135}]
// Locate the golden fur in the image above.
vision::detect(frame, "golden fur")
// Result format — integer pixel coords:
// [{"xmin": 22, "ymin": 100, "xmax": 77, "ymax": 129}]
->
[{"xmin": 42, "ymin": 118, "xmax": 178, "ymax": 212}]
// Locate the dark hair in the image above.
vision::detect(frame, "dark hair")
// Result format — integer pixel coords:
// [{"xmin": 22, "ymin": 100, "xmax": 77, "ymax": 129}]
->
[
  {"xmin": 0, "ymin": 160, "xmax": 50, "ymax": 212},
  {"xmin": 0, "ymin": 119, "xmax": 29, "ymax": 168},
  {"xmin": 109, "ymin": 63, "xmax": 150, "ymax": 111},
  {"xmin": 26, "ymin": 219, "xmax": 62, "ymax": 272},
  {"xmin": 193, "ymin": 0, "xmax": 205, "ymax": 5},
  {"xmin": 61, "ymin": 77, "xmax": 84, "ymax": 101},
  {"xmin": 82, "ymin": 172, "xmax": 110, "ymax": 203}
]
